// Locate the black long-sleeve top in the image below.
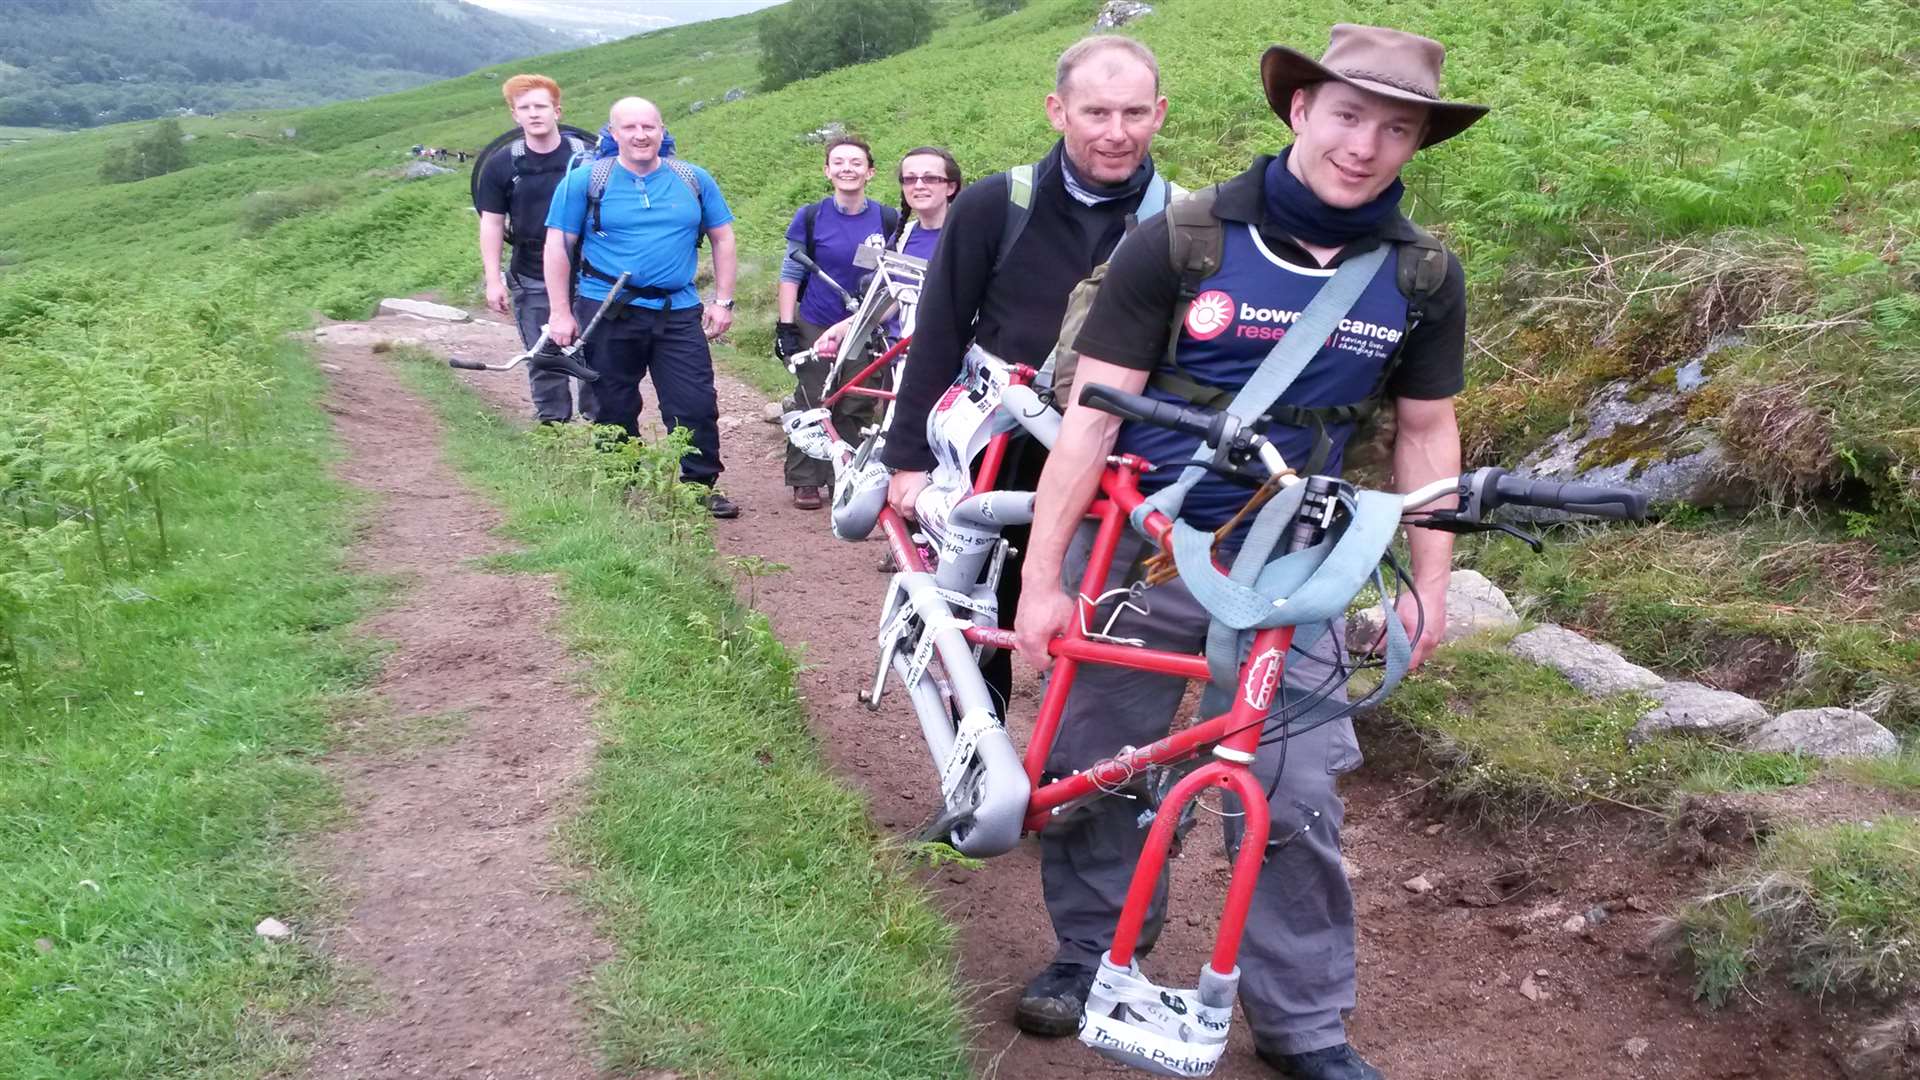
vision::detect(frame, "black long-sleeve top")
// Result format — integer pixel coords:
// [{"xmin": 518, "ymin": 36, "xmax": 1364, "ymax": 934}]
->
[{"xmin": 879, "ymin": 141, "xmax": 1150, "ymax": 471}]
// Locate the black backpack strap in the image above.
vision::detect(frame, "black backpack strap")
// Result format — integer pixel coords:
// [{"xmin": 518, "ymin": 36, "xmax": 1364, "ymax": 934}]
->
[
  {"xmin": 795, "ymin": 200, "xmax": 821, "ymax": 303},
  {"xmin": 878, "ymin": 204, "xmax": 901, "ymax": 243}
]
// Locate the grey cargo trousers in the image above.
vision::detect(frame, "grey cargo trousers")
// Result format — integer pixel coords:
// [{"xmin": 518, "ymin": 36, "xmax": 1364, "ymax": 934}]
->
[
  {"xmin": 506, "ymin": 270, "xmax": 599, "ymax": 424},
  {"xmin": 1041, "ymin": 528, "xmax": 1362, "ymax": 1057}
]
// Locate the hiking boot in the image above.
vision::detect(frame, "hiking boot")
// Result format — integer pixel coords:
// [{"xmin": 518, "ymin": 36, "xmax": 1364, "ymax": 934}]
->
[
  {"xmin": 1014, "ymin": 960, "xmax": 1095, "ymax": 1037},
  {"xmin": 1256, "ymin": 1043, "xmax": 1383, "ymax": 1080},
  {"xmin": 706, "ymin": 491, "xmax": 741, "ymax": 519},
  {"xmin": 791, "ymin": 485, "xmax": 823, "ymax": 510}
]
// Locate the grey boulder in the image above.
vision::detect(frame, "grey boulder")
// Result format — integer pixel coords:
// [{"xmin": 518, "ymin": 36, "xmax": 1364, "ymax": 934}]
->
[
  {"xmin": 1744, "ymin": 707, "xmax": 1897, "ymax": 759},
  {"xmin": 1508, "ymin": 624, "xmax": 1662, "ymax": 697},
  {"xmin": 1630, "ymin": 681, "xmax": 1770, "ymax": 744},
  {"xmin": 1349, "ymin": 569, "xmax": 1519, "ymax": 651}
]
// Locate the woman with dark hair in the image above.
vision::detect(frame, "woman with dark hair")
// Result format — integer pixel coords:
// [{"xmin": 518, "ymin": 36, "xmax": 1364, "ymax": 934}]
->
[{"xmin": 814, "ymin": 146, "xmax": 964, "ymax": 359}]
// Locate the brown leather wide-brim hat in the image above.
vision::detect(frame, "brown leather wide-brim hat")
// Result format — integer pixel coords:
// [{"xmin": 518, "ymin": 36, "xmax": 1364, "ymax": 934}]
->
[{"xmin": 1261, "ymin": 23, "xmax": 1488, "ymax": 148}]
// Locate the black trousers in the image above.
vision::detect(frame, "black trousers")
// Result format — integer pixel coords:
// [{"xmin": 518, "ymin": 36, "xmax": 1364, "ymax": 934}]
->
[{"xmin": 575, "ymin": 299, "xmax": 723, "ymax": 485}]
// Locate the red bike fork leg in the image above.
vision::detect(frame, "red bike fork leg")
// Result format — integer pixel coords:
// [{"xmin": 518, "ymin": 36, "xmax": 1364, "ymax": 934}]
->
[{"xmin": 1107, "ymin": 760, "xmax": 1271, "ymax": 976}]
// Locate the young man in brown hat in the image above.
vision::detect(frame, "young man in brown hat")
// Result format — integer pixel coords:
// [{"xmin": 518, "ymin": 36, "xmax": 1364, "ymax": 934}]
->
[{"xmin": 1011, "ymin": 24, "xmax": 1486, "ymax": 1079}]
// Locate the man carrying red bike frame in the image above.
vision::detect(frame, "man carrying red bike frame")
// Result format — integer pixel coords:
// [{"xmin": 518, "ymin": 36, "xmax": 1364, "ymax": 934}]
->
[{"xmin": 1014, "ymin": 25, "xmax": 1488, "ymax": 1080}]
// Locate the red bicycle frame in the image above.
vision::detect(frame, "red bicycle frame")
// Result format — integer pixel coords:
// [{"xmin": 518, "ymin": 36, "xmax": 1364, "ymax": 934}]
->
[
  {"xmin": 874, "ymin": 386, "xmax": 1292, "ymax": 978},
  {"xmin": 820, "ymin": 335, "xmax": 909, "ymax": 407}
]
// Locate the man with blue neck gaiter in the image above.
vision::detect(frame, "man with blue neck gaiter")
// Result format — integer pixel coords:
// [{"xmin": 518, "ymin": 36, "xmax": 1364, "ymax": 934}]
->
[{"xmin": 1013, "ymin": 25, "xmax": 1487, "ymax": 1078}]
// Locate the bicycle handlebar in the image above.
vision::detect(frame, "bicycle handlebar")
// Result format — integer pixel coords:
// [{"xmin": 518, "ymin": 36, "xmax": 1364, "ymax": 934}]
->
[
  {"xmin": 1470, "ymin": 467, "xmax": 1647, "ymax": 521},
  {"xmin": 1077, "ymin": 384, "xmax": 1235, "ymax": 448},
  {"xmin": 1075, "ymin": 381, "xmax": 1649, "ymax": 525}
]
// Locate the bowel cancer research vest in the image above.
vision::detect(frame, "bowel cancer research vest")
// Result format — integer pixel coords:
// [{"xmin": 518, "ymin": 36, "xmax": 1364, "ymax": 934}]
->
[{"xmin": 1116, "ymin": 223, "xmax": 1412, "ymax": 529}]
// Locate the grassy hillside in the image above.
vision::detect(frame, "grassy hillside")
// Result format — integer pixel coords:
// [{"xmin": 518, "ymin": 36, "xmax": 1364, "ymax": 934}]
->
[
  {"xmin": 2, "ymin": 0, "xmax": 1918, "ymax": 1069},
  {"xmin": 2, "ymin": 0, "xmax": 1913, "ymax": 714},
  {"xmin": 0, "ymin": 0, "xmax": 565, "ymax": 129}
]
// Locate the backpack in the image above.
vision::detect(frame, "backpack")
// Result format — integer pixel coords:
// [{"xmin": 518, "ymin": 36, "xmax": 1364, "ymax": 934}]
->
[
  {"xmin": 568, "ymin": 128, "xmax": 712, "ymax": 292},
  {"xmin": 796, "ymin": 199, "xmax": 901, "ymax": 304},
  {"xmin": 992, "ymin": 159, "xmax": 1177, "ymax": 277},
  {"xmin": 469, "ymin": 124, "xmax": 595, "ymax": 247},
  {"xmin": 1048, "ymin": 183, "xmax": 1448, "ymax": 475}
]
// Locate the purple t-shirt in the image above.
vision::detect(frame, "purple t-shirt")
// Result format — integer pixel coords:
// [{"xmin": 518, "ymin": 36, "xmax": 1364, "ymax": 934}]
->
[
  {"xmin": 899, "ymin": 220, "xmax": 941, "ymax": 261},
  {"xmin": 787, "ymin": 198, "xmax": 890, "ymax": 326}
]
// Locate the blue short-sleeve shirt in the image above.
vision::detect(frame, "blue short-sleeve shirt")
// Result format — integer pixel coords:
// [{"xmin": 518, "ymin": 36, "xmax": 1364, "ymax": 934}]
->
[{"xmin": 546, "ymin": 157, "xmax": 733, "ymax": 308}]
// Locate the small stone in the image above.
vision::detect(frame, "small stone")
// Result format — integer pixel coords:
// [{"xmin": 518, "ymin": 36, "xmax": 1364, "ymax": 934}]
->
[
  {"xmin": 1509, "ymin": 624, "xmax": 1662, "ymax": 696},
  {"xmin": 1585, "ymin": 904, "xmax": 1610, "ymax": 926},
  {"xmin": 1401, "ymin": 874, "xmax": 1433, "ymax": 895},
  {"xmin": 762, "ymin": 401, "xmax": 784, "ymax": 423},
  {"xmin": 255, "ymin": 917, "xmax": 292, "ymax": 940},
  {"xmin": 1744, "ymin": 707, "xmax": 1898, "ymax": 759},
  {"xmin": 1340, "ymin": 856, "xmax": 1361, "ymax": 881},
  {"xmin": 1535, "ymin": 968, "xmax": 1550, "ymax": 977},
  {"xmin": 377, "ymin": 298, "xmax": 470, "ymax": 323},
  {"xmin": 1518, "ymin": 973, "xmax": 1543, "ymax": 1001},
  {"xmin": 1624, "ymin": 1037, "xmax": 1651, "ymax": 1060},
  {"xmin": 1631, "ymin": 680, "xmax": 1770, "ymax": 744},
  {"xmin": 1560, "ymin": 914, "xmax": 1588, "ymax": 933},
  {"xmin": 1424, "ymin": 822, "xmax": 1447, "ymax": 836},
  {"xmin": 319, "ymin": 362, "xmax": 344, "ymax": 374}
]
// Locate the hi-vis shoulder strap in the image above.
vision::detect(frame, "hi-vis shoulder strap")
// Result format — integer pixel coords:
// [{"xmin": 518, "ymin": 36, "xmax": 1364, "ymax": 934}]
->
[
  {"xmin": 1132, "ymin": 243, "xmax": 1415, "ymax": 702},
  {"xmin": 993, "ymin": 160, "xmax": 1178, "ymax": 275}
]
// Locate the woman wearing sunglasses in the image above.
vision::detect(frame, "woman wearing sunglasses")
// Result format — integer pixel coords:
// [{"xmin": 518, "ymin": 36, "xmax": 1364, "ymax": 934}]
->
[{"xmin": 813, "ymin": 146, "xmax": 965, "ymax": 361}]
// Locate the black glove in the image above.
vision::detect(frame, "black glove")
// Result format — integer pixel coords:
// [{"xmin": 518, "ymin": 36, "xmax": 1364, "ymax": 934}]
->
[{"xmin": 774, "ymin": 321, "xmax": 803, "ymax": 361}]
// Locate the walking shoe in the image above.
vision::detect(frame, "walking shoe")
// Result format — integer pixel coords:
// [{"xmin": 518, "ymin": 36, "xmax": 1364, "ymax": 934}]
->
[
  {"xmin": 1255, "ymin": 1043, "xmax": 1383, "ymax": 1080},
  {"xmin": 791, "ymin": 485, "xmax": 823, "ymax": 510},
  {"xmin": 1014, "ymin": 960, "xmax": 1095, "ymax": 1037},
  {"xmin": 706, "ymin": 491, "xmax": 741, "ymax": 519}
]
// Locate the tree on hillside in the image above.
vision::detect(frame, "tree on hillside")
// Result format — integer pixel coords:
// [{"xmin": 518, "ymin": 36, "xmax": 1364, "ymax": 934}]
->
[
  {"xmin": 99, "ymin": 118, "xmax": 190, "ymax": 184},
  {"xmin": 757, "ymin": 0, "xmax": 936, "ymax": 91}
]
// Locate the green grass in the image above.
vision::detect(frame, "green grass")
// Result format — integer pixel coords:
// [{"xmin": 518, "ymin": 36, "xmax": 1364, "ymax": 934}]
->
[
  {"xmin": 0, "ymin": 344, "xmax": 372, "ymax": 1078},
  {"xmin": 1465, "ymin": 516, "xmax": 1920, "ymax": 728},
  {"xmin": 1381, "ymin": 636, "xmax": 1811, "ymax": 812},
  {"xmin": 1846, "ymin": 741, "xmax": 1920, "ymax": 793},
  {"xmin": 1675, "ymin": 816, "xmax": 1920, "ymax": 1006},
  {"xmin": 393, "ymin": 357, "xmax": 971, "ymax": 1078}
]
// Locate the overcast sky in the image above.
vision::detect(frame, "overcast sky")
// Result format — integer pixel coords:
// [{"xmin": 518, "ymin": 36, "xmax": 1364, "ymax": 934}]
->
[{"xmin": 464, "ymin": 0, "xmax": 784, "ymax": 42}]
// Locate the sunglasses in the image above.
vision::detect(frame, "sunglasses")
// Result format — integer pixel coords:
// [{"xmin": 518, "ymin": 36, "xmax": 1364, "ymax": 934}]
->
[{"xmin": 899, "ymin": 174, "xmax": 954, "ymax": 187}]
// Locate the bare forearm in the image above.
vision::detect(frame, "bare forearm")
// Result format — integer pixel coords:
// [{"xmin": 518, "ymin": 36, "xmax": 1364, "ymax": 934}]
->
[
  {"xmin": 777, "ymin": 281, "xmax": 798, "ymax": 322},
  {"xmin": 1022, "ymin": 407, "xmax": 1122, "ymax": 591},
  {"xmin": 1394, "ymin": 400, "xmax": 1463, "ymax": 589},
  {"xmin": 712, "ymin": 232, "xmax": 737, "ymax": 302},
  {"xmin": 478, "ymin": 214, "xmax": 505, "ymax": 279},
  {"xmin": 543, "ymin": 232, "xmax": 573, "ymax": 314}
]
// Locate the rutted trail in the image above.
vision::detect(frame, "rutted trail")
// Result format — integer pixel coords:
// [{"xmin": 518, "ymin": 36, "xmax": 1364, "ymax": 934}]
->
[
  {"xmin": 434, "ymin": 311, "xmax": 1843, "ymax": 1079},
  {"xmin": 305, "ymin": 318, "xmax": 609, "ymax": 1080}
]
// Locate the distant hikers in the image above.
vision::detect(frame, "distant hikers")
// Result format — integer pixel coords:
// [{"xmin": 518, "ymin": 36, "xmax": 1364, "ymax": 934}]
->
[
  {"xmin": 473, "ymin": 73, "xmax": 597, "ymax": 424},
  {"xmin": 542, "ymin": 97, "xmax": 743, "ymax": 519},
  {"xmin": 774, "ymin": 136, "xmax": 899, "ymax": 511}
]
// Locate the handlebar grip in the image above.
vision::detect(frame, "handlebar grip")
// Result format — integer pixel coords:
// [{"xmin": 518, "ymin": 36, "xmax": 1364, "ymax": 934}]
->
[
  {"xmin": 1489, "ymin": 471, "xmax": 1648, "ymax": 520},
  {"xmin": 528, "ymin": 344, "xmax": 600, "ymax": 383},
  {"xmin": 447, "ymin": 357, "xmax": 487, "ymax": 370},
  {"xmin": 1077, "ymin": 383, "xmax": 1228, "ymax": 445}
]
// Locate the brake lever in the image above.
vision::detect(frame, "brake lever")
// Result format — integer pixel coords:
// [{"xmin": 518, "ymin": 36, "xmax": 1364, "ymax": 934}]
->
[{"xmin": 1411, "ymin": 511, "xmax": 1544, "ymax": 552}]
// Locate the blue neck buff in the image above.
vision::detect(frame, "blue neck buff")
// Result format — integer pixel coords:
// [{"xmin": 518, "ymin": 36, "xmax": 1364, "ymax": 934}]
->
[
  {"xmin": 1058, "ymin": 140, "xmax": 1156, "ymax": 207},
  {"xmin": 1263, "ymin": 146, "xmax": 1403, "ymax": 247}
]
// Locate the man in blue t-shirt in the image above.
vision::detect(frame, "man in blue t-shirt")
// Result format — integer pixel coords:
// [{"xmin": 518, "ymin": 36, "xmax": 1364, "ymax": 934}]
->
[
  {"xmin": 543, "ymin": 97, "xmax": 742, "ymax": 519},
  {"xmin": 774, "ymin": 135, "xmax": 896, "ymax": 509},
  {"xmin": 1013, "ymin": 26, "xmax": 1486, "ymax": 1079}
]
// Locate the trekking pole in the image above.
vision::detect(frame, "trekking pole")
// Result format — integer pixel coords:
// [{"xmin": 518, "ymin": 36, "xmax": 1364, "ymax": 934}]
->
[
  {"xmin": 789, "ymin": 250, "xmax": 858, "ymax": 314},
  {"xmin": 448, "ymin": 272, "xmax": 630, "ymax": 379}
]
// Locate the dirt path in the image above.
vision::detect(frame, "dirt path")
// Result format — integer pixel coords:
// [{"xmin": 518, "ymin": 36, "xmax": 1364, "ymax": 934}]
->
[
  {"xmin": 303, "ymin": 316, "xmax": 610, "ymax": 1080},
  {"xmin": 432, "ymin": 313, "xmax": 1848, "ymax": 1079}
]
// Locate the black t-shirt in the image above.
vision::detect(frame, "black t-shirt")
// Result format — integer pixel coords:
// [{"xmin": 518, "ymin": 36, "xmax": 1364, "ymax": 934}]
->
[
  {"xmin": 474, "ymin": 140, "xmax": 576, "ymax": 279},
  {"xmin": 1074, "ymin": 160, "xmax": 1466, "ymax": 399}
]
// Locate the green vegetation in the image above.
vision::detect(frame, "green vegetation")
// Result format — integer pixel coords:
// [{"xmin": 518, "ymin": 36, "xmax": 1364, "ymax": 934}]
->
[
  {"xmin": 0, "ymin": 312, "xmax": 369, "ymax": 1075},
  {"xmin": 757, "ymin": 0, "xmax": 937, "ymax": 91},
  {"xmin": 1676, "ymin": 817, "xmax": 1920, "ymax": 1006},
  {"xmin": 0, "ymin": 0, "xmax": 564, "ymax": 128},
  {"xmin": 1381, "ymin": 638, "xmax": 1809, "ymax": 812},
  {"xmin": 1, "ymin": 0, "xmax": 1916, "ymax": 1062},
  {"xmin": 394, "ymin": 359, "xmax": 970, "ymax": 1077},
  {"xmin": 98, "ymin": 117, "xmax": 189, "ymax": 183}
]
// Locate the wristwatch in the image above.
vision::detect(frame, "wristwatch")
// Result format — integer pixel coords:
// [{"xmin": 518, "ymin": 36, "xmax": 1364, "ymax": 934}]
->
[{"xmin": 711, "ymin": 297, "xmax": 735, "ymax": 309}]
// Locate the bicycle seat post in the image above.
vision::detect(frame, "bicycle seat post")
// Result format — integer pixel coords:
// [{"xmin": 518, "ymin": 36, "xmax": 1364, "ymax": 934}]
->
[{"xmin": 1286, "ymin": 475, "xmax": 1340, "ymax": 554}]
